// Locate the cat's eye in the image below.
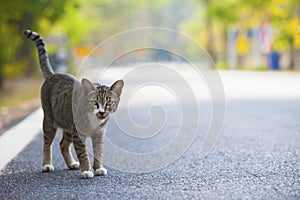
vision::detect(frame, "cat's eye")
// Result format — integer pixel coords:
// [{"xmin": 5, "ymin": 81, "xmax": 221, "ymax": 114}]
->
[
  {"xmin": 90, "ymin": 100, "xmax": 98, "ymax": 107},
  {"xmin": 106, "ymin": 101, "xmax": 113, "ymax": 106}
]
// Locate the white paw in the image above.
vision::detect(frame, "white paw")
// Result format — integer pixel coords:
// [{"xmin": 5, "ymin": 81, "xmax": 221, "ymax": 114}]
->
[
  {"xmin": 42, "ymin": 164, "xmax": 54, "ymax": 172},
  {"xmin": 69, "ymin": 162, "xmax": 80, "ymax": 170},
  {"xmin": 80, "ymin": 171, "xmax": 94, "ymax": 179},
  {"xmin": 94, "ymin": 167, "xmax": 107, "ymax": 176}
]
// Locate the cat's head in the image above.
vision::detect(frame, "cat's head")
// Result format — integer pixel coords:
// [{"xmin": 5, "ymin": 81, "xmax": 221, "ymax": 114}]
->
[{"xmin": 82, "ymin": 79, "xmax": 124, "ymax": 120}]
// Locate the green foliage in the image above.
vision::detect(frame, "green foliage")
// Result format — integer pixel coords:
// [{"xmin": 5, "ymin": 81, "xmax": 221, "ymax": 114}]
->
[
  {"xmin": 0, "ymin": 0, "xmax": 170, "ymax": 83},
  {"xmin": 48, "ymin": 0, "xmax": 97, "ymax": 46},
  {"xmin": 0, "ymin": 0, "xmax": 298, "ymax": 86},
  {"xmin": 181, "ymin": 0, "xmax": 298, "ymax": 68},
  {"xmin": 0, "ymin": 0, "xmax": 74, "ymax": 87}
]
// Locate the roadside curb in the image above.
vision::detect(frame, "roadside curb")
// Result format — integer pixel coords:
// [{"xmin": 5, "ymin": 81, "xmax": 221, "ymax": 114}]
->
[{"xmin": 0, "ymin": 108, "xmax": 43, "ymax": 171}]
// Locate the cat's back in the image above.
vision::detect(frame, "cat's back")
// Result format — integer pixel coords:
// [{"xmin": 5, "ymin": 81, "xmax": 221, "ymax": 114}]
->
[
  {"xmin": 41, "ymin": 73, "xmax": 78, "ymax": 127},
  {"xmin": 41, "ymin": 73, "xmax": 77, "ymax": 104},
  {"xmin": 43, "ymin": 73, "xmax": 76, "ymax": 88}
]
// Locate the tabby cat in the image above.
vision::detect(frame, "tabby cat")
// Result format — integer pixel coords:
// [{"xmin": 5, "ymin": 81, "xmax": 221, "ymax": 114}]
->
[{"xmin": 23, "ymin": 30, "xmax": 124, "ymax": 179}]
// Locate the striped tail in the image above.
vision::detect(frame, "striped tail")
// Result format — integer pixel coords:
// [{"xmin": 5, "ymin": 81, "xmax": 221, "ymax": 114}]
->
[{"xmin": 23, "ymin": 30, "xmax": 54, "ymax": 79}]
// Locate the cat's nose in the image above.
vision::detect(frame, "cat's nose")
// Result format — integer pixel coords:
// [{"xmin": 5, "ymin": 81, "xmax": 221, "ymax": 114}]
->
[{"xmin": 98, "ymin": 111, "xmax": 105, "ymax": 116}]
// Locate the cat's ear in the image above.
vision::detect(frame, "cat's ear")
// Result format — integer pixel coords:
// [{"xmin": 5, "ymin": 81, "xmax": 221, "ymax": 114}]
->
[
  {"xmin": 81, "ymin": 78, "xmax": 95, "ymax": 91},
  {"xmin": 110, "ymin": 80, "xmax": 124, "ymax": 97}
]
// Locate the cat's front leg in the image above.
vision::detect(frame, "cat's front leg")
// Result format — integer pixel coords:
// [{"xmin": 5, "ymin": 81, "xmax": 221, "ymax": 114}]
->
[
  {"xmin": 73, "ymin": 133, "xmax": 93, "ymax": 179},
  {"xmin": 91, "ymin": 133, "xmax": 107, "ymax": 176}
]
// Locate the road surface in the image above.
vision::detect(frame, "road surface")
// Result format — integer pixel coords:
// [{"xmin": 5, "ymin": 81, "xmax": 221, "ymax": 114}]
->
[{"xmin": 0, "ymin": 68, "xmax": 299, "ymax": 199}]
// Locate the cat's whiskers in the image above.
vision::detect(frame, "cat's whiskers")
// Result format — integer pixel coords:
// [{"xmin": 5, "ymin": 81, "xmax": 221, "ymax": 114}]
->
[{"xmin": 93, "ymin": 108, "xmax": 100, "ymax": 115}]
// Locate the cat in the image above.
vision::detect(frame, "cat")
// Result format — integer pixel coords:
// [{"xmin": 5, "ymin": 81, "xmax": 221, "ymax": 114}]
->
[{"xmin": 23, "ymin": 29, "xmax": 124, "ymax": 179}]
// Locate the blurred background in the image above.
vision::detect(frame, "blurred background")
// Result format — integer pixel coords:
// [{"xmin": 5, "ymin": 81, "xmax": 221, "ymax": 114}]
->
[{"xmin": 0, "ymin": 0, "xmax": 299, "ymax": 132}]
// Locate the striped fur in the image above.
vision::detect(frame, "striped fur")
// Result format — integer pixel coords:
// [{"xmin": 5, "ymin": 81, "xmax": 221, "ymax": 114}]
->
[
  {"xmin": 23, "ymin": 30, "xmax": 124, "ymax": 179},
  {"xmin": 23, "ymin": 30, "xmax": 54, "ymax": 79}
]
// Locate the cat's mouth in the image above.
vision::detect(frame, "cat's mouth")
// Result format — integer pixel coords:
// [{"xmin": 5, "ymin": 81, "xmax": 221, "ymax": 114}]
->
[
  {"xmin": 97, "ymin": 116, "xmax": 106, "ymax": 120},
  {"xmin": 96, "ymin": 113, "xmax": 107, "ymax": 120}
]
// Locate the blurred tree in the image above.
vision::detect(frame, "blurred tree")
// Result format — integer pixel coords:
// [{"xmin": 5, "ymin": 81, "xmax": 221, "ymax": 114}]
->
[
  {"xmin": 0, "ymin": 0, "xmax": 74, "ymax": 88},
  {"xmin": 181, "ymin": 0, "xmax": 298, "ymax": 67},
  {"xmin": 1, "ymin": 0, "xmax": 297, "ymax": 84},
  {"xmin": 204, "ymin": 0, "xmax": 216, "ymax": 62}
]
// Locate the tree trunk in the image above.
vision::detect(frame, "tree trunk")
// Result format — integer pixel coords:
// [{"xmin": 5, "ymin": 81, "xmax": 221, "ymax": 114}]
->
[{"xmin": 205, "ymin": 0, "xmax": 216, "ymax": 63}]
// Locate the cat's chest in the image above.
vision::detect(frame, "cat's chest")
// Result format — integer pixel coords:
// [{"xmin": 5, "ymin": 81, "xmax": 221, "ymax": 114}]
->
[{"xmin": 98, "ymin": 119, "xmax": 107, "ymax": 125}]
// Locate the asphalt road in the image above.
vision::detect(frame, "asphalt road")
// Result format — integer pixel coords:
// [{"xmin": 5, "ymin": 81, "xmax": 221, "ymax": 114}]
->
[{"xmin": 0, "ymin": 69, "xmax": 299, "ymax": 199}]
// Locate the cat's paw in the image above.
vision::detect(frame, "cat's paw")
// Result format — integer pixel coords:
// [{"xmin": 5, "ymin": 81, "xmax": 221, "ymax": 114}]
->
[
  {"xmin": 94, "ymin": 167, "xmax": 107, "ymax": 176},
  {"xmin": 42, "ymin": 164, "xmax": 54, "ymax": 172},
  {"xmin": 80, "ymin": 171, "xmax": 94, "ymax": 179},
  {"xmin": 69, "ymin": 162, "xmax": 80, "ymax": 170}
]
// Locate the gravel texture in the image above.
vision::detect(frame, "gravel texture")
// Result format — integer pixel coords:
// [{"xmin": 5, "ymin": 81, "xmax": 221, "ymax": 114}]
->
[{"xmin": 0, "ymin": 99, "xmax": 299, "ymax": 199}]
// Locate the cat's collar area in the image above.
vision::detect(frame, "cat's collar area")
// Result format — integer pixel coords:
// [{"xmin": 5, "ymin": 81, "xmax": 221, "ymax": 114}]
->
[{"xmin": 98, "ymin": 117, "xmax": 108, "ymax": 125}]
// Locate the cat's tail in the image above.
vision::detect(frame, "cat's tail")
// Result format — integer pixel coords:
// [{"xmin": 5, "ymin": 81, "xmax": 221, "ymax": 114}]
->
[{"xmin": 23, "ymin": 29, "xmax": 54, "ymax": 79}]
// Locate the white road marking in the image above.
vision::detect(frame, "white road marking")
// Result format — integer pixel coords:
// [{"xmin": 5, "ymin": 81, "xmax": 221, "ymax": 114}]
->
[{"xmin": 0, "ymin": 108, "xmax": 43, "ymax": 171}]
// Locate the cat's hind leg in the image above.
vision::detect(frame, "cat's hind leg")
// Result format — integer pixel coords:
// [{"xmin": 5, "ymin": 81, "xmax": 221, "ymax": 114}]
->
[
  {"xmin": 42, "ymin": 117, "xmax": 57, "ymax": 172},
  {"xmin": 60, "ymin": 130, "xmax": 79, "ymax": 170}
]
